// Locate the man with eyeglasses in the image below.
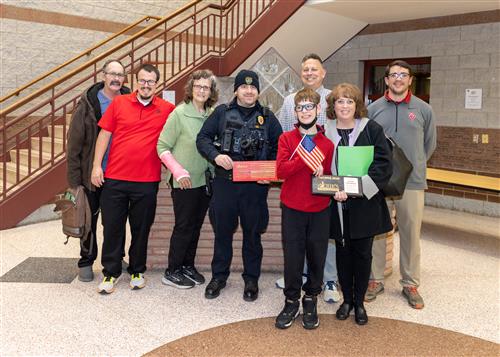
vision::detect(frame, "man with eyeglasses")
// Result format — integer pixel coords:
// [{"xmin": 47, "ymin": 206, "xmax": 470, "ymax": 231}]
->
[
  {"xmin": 366, "ymin": 60, "xmax": 436, "ymax": 309},
  {"xmin": 276, "ymin": 53, "xmax": 341, "ymax": 305},
  {"xmin": 91, "ymin": 63, "xmax": 175, "ymax": 294},
  {"xmin": 67, "ymin": 59, "xmax": 130, "ymax": 283}
]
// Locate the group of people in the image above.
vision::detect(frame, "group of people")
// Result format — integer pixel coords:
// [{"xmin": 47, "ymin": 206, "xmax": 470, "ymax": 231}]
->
[{"xmin": 66, "ymin": 55, "xmax": 436, "ymax": 330}]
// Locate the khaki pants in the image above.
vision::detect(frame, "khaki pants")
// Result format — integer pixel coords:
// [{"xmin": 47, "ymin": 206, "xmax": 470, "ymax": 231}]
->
[{"xmin": 370, "ymin": 190, "xmax": 424, "ymax": 287}]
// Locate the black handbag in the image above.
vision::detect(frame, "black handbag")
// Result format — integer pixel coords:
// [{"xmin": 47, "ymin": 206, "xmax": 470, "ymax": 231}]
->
[{"xmin": 382, "ymin": 137, "xmax": 413, "ymax": 198}]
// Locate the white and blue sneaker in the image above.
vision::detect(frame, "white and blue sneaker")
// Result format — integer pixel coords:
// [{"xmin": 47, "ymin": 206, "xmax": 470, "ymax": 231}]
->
[{"xmin": 323, "ymin": 280, "xmax": 341, "ymax": 303}]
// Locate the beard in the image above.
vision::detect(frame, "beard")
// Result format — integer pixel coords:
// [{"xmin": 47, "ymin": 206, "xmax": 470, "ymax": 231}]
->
[{"xmin": 139, "ymin": 88, "xmax": 153, "ymax": 101}]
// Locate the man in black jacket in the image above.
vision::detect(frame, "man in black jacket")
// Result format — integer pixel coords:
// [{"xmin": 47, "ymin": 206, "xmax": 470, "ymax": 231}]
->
[
  {"xmin": 67, "ymin": 59, "xmax": 130, "ymax": 282},
  {"xmin": 196, "ymin": 70, "xmax": 282, "ymax": 301}
]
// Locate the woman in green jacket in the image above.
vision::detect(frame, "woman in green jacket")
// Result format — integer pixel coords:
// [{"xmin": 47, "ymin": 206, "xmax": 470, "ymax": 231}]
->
[{"xmin": 157, "ymin": 69, "xmax": 218, "ymax": 289}]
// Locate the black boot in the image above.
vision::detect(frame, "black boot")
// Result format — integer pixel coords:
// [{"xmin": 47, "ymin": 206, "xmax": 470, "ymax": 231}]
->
[
  {"xmin": 336, "ymin": 302, "xmax": 353, "ymax": 320},
  {"xmin": 354, "ymin": 304, "xmax": 368, "ymax": 325}
]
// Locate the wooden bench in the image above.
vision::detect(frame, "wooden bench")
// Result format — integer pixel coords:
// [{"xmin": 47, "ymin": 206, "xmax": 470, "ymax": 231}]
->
[{"xmin": 427, "ymin": 168, "xmax": 500, "ymax": 192}]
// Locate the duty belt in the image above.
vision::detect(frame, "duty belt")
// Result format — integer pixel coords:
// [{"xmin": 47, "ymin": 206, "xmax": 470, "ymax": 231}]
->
[{"xmin": 215, "ymin": 166, "xmax": 232, "ymax": 180}]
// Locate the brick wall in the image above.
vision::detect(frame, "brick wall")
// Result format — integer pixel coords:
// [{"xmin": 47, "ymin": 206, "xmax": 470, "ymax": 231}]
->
[
  {"xmin": 428, "ymin": 127, "xmax": 500, "ymax": 176},
  {"xmin": 147, "ymin": 181, "xmax": 284, "ymax": 271}
]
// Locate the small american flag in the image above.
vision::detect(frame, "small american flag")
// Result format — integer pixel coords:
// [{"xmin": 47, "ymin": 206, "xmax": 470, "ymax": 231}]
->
[{"xmin": 297, "ymin": 135, "xmax": 325, "ymax": 172}]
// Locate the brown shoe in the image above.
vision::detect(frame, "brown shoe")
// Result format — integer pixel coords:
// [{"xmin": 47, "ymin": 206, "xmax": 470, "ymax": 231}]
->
[
  {"xmin": 365, "ymin": 281, "xmax": 384, "ymax": 302},
  {"xmin": 402, "ymin": 286, "xmax": 424, "ymax": 309}
]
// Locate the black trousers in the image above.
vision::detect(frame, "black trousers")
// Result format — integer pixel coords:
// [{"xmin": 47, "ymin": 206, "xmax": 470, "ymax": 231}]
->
[
  {"xmin": 209, "ymin": 177, "xmax": 269, "ymax": 282},
  {"xmin": 336, "ymin": 209, "xmax": 374, "ymax": 306},
  {"xmin": 167, "ymin": 186, "xmax": 210, "ymax": 271},
  {"xmin": 100, "ymin": 179, "xmax": 159, "ymax": 278},
  {"xmin": 282, "ymin": 205, "xmax": 330, "ymax": 300}
]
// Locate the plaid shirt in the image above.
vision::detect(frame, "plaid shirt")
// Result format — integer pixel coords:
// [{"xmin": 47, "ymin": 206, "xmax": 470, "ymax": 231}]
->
[{"xmin": 277, "ymin": 85, "xmax": 331, "ymax": 132}]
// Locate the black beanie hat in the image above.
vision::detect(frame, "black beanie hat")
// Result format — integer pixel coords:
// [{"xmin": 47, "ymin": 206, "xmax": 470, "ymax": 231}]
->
[{"xmin": 234, "ymin": 69, "xmax": 260, "ymax": 92}]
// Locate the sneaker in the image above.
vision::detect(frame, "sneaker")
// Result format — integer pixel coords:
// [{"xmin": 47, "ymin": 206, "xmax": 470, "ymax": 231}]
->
[
  {"xmin": 365, "ymin": 281, "xmax": 384, "ymax": 302},
  {"xmin": 78, "ymin": 265, "xmax": 94, "ymax": 282},
  {"xmin": 275, "ymin": 274, "xmax": 307, "ymax": 289},
  {"xmin": 301, "ymin": 295, "xmax": 319, "ymax": 330},
  {"xmin": 275, "ymin": 299, "xmax": 300, "ymax": 329},
  {"xmin": 162, "ymin": 269, "xmax": 195, "ymax": 289},
  {"xmin": 402, "ymin": 286, "xmax": 424, "ymax": 309},
  {"xmin": 130, "ymin": 273, "xmax": 146, "ymax": 290},
  {"xmin": 98, "ymin": 275, "xmax": 119, "ymax": 294},
  {"xmin": 182, "ymin": 266, "xmax": 205, "ymax": 285},
  {"xmin": 323, "ymin": 281, "xmax": 341, "ymax": 303}
]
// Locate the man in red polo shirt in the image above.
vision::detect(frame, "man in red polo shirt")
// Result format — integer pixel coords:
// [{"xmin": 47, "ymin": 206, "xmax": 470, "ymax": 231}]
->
[{"xmin": 91, "ymin": 63, "xmax": 175, "ymax": 294}]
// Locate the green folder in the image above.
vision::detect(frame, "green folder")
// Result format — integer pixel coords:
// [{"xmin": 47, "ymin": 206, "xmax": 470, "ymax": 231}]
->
[{"xmin": 338, "ymin": 146, "xmax": 374, "ymax": 176}]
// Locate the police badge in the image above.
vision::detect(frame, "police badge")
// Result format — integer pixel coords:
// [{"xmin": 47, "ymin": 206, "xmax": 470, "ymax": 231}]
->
[{"xmin": 257, "ymin": 115, "xmax": 264, "ymax": 125}]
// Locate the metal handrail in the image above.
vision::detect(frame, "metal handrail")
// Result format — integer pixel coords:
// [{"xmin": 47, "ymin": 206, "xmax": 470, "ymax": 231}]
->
[
  {"xmin": 1, "ymin": 0, "xmax": 280, "ymax": 201},
  {"xmin": 0, "ymin": 15, "xmax": 161, "ymax": 103}
]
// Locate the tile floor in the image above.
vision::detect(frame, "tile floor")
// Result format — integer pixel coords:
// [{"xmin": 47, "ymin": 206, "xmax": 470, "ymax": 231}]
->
[{"xmin": 1, "ymin": 206, "xmax": 499, "ymax": 356}]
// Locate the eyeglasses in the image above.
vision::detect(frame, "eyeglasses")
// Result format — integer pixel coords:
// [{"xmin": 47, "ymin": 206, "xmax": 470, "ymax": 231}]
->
[
  {"xmin": 294, "ymin": 103, "xmax": 316, "ymax": 112},
  {"xmin": 104, "ymin": 71, "xmax": 125, "ymax": 78},
  {"xmin": 387, "ymin": 72, "xmax": 410, "ymax": 79},
  {"xmin": 193, "ymin": 84, "xmax": 211, "ymax": 92},
  {"xmin": 138, "ymin": 79, "xmax": 157, "ymax": 86},
  {"xmin": 335, "ymin": 99, "xmax": 355, "ymax": 106}
]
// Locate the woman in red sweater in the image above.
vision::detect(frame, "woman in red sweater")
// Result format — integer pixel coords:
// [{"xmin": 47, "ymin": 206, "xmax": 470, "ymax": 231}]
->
[{"xmin": 274, "ymin": 88, "xmax": 334, "ymax": 330}]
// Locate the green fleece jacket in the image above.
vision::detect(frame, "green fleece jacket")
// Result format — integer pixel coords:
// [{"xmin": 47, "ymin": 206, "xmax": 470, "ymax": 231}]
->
[{"xmin": 157, "ymin": 101, "xmax": 213, "ymax": 188}]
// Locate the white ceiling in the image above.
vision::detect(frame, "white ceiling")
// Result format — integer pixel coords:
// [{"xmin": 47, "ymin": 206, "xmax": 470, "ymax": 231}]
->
[{"xmin": 306, "ymin": 0, "xmax": 500, "ymax": 24}]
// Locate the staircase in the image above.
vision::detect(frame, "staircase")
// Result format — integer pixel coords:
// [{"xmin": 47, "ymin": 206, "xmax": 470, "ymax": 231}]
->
[{"xmin": 0, "ymin": 0, "xmax": 305, "ymax": 229}]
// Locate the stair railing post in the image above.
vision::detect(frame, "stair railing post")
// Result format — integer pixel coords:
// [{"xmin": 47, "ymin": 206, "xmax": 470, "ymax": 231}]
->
[{"xmin": 1, "ymin": 114, "xmax": 6, "ymax": 199}]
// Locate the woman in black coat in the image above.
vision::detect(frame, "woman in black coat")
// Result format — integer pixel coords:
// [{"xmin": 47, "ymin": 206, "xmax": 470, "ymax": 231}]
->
[{"xmin": 324, "ymin": 83, "xmax": 393, "ymax": 325}]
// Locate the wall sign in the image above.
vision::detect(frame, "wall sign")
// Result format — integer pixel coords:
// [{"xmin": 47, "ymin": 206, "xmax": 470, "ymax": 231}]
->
[{"xmin": 465, "ymin": 88, "xmax": 482, "ymax": 110}]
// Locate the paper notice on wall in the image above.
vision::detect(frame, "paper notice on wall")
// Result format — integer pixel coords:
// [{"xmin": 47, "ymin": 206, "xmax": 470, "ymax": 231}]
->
[
  {"xmin": 162, "ymin": 90, "xmax": 175, "ymax": 104},
  {"xmin": 465, "ymin": 89, "xmax": 482, "ymax": 109}
]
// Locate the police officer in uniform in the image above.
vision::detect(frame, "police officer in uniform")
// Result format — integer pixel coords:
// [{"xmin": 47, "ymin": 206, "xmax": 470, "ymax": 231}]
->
[{"xmin": 196, "ymin": 69, "xmax": 282, "ymax": 301}]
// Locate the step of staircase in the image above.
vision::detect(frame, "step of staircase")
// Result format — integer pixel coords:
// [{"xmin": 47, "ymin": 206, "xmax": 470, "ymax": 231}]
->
[
  {"xmin": 48, "ymin": 125, "xmax": 67, "ymax": 140},
  {"xmin": 0, "ymin": 178, "xmax": 13, "ymax": 194},
  {"xmin": 10, "ymin": 149, "xmax": 52, "ymax": 169},
  {"xmin": 30, "ymin": 137, "xmax": 64, "ymax": 153},
  {"xmin": 5, "ymin": 161, "xmax": 29, "ymax": 184}
]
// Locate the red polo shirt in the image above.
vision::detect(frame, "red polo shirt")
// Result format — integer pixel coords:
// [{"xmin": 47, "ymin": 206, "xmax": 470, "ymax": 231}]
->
[{"xmin": 99, "ymin": 92, "xmax": 175, "ymax": 182}]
